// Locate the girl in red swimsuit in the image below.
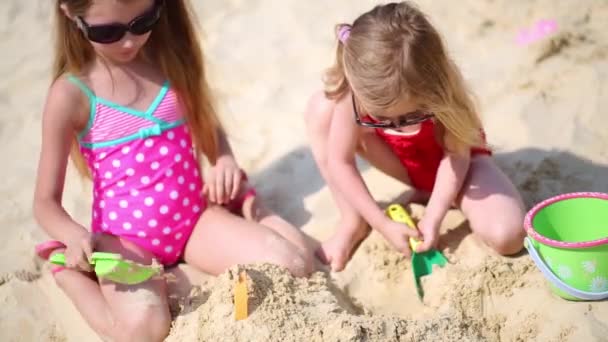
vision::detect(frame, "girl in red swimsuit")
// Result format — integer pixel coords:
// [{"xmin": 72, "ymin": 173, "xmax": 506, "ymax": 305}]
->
[{"xmin": 305, "ymin": 2, "xmax": 526, "ymax": 272}]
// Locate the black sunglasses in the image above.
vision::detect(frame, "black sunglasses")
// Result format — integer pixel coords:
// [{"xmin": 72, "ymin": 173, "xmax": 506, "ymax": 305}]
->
[
  {"xmin": 77, "ymin": 0, "xmax": 163, "ymax": 44},
  {"xmin": 352, "ymin": 94, "xmax": 434, "ymax": 129}
]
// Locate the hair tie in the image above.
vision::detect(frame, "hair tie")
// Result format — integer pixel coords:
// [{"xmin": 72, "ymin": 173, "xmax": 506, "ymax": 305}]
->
[{"xmin": 338, "ymin": 25, "xmax": 351, "ymax": 43}]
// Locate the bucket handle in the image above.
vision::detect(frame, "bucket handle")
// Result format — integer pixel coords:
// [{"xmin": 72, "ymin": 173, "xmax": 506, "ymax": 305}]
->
[{"xmin": 525, "ymin": 237, "xmax": 608, "ymax": 301}]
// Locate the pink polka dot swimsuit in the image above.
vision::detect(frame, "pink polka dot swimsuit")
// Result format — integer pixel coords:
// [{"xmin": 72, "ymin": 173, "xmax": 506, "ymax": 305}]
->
[{"xmin": 68, "ymin": 75, "xmax": 205, "ymax": 265}]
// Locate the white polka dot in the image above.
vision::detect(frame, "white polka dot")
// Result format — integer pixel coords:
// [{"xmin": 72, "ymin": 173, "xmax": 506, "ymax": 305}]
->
[
  {"xmin": 164, "ymin": 246, "xmax": 173, "ymax": 253},
  {"xmin": 99, "ymin": 152, "xmax": 107, "ymax": 159},
  {"xmin": 141, "ymin": 176, "xmax": 150, "ymax": 185},
  {"xmin": 152, "ymin": 239, "xmax": 160, "ymax": 246},
  {"xmin": 170, "ymin": 191, "xmax": 179, "ymax": 200},
  {"xmin": 123, "ymin": 222, "xmax": 132, "ymax": 230},
  {"xmin": 160, "ymin": 146, "xmax": 169, "ymax": 155},
  {"xmin": 118, "ymin": 180, "xmax": 125, "ymax": 187},
  {"xmin": 99, "ymin": 200, "xmax": 106, "ymax": 208},
  {"xmin": 180, "ymin": 140, "xmax": 187, "ymax": 148},
  {"xmin": 144, "ymin": 139, "xmax": 154, "ymax": 147},
  {"xmin": 101, "ymin": 181, "xmax": 106, "ymax": 188},
  {"xmin": 155, "ymin": 183, "xmax": 164, "ymax": 192},
  {"xmin": 136, "ymin": 153, "xmax": 145, "ymax": 163},
  {"xmin": 182, "ymin": 198, "xmax": 190, "ymax": 206},
  {"xmin": 119, "ymin": 200, "xmax": 129, "ymax": 208},
  {"xmin": 183, "ymin": 161, "xmax": 190, "ymax": 170},
  {"xmin": 138, "ymin": 231, "xmax": 147, "ymax": 238},
  {"xmin": 112, "ymin": 160, "xmax": 121, "ymax": 168},
  {"xmin": 133, "ymin": 210, "xmax": 143, "ymax": 219},
  {"xmin": 175, "ymin": 154, "xmax": 182, "ymax": 163},
  {"xmin": 166, "ymin": 169, "xmax": 174, "ymax": 177},
  {"xmin": 175, "ymin": 232, "xmax": 183, "ymax": 240},
  {"xmin": 94, "ymin": 163, "xmax": 100, "ymax": 169},
  {"xmin": 167, "ymin": 131, "xmax": 175, "ymax": 140},
  {"xmin": 104, "ymin": 171, "xmax": 112, "ymax": 179},
  {"xmin": 185, "ymin": 219, "xmax": 191, "ymax": 226},
  {"xmin": 193, "ymin": 205, "xmax": 200, "ymax": 213},
  {"xmin": 122, "ymin": 146, "xmax": 130, "ymax": 154},
  {"xmin": 126, "ymin": 168, "xmax": 135, "ymax": 176},
  {"xmin": 163, "ymin": 227, "xmax": 171, "ymax": 235},
  {"xmin": 93, "ymin": 211, "xmax": 98, "ymax": 218},
  {"xmin": 131, "ymin": 189, "xmax": 139, "ymax": 197},
  {"xmin": 189, "ymin": 183, "xmax": 196, "ymax": 191},
  {"xmin": 144, "ymin": 197, "xmax": 154, "ymax": 206},
  {"xmin": 173, "ymin": 213, "xmax": 182, "ymax": 221},
  {"xmin": 148, "ymin": 219, "xmax": 158, "ymax": 228},
  {"xmin": 109, "ymin": 212, "xmax": 118, "ymax": 220},
  {"xmin": 102, "ymin": 223, "xmax": 108, "ymax": 231},
  {"xmin": 178, "ymin": 176, "xmax": 185, "ymax": 184},
  {"xmin": 151, "ymin": 161, "xmax": 160, "ymax": 170},
  {"xmin": 106, "ymin": 190, "xmax": 115, "ymax": 198},
  {"xmin": 160, "ymin": 205, "xmax": 169, "ymax": 214}
]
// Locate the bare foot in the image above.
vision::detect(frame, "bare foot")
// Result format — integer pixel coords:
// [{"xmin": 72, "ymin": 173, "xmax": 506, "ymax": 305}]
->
[{"xmin": 316, "ymin": 219, "xmax": 370, "ymax": 272}]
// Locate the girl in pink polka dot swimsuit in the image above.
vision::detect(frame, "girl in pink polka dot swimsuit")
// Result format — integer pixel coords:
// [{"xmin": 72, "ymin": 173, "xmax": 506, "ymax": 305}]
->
[{"xmin": 33, "ymin": 1, "xmax": 315, "ymax": 340}]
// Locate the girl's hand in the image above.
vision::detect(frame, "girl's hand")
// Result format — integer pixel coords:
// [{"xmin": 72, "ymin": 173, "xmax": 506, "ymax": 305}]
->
[
  {"xmin": 416, "ymin": 216, "xmax": 441, "ymax": 253},
  {"xmin": 379, "ymin": 219, "xmax": 421, "ymax": 258},
  {"xmin": 203, "ymin": 155, "xmax": 243, "ymax": 204},
  {"xmin": 64, "ymin": 230, "xmax": 96, "ymax": 272}
]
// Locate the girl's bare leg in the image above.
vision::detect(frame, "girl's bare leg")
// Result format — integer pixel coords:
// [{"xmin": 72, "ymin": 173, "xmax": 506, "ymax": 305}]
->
[
  {"xmin": 183, "ymin": 205, "xmax": 313, "ymax": 277},
  {"xmin": 52, "ymin": 235, "xmax": 171, "ymax": 342},
  {"xmin": 52, "ymin": 255, "xmax": 115, "ymax": 341},
  {"xmin": 456, "ymin": 155, "xmax": 526, "ymax": 255},
  {"xmin": 241, "ymin": 195, "xmax": 317, "ymax": 271}
]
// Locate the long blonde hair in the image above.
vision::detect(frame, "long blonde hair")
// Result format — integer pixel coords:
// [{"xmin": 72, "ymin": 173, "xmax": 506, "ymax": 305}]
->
[
  {"xmin": 53, "ymin": 0, "xmax": 221, "ymax": 177},
  {"xmin": 324, "ymin": 1, "xmax": 484, "ymax": 152}
]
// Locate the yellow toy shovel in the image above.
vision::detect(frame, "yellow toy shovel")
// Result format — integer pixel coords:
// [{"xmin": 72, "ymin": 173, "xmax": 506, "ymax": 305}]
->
[{"xmin": 386, "ymin": 204, "xmax": 448, "ymax": 299}]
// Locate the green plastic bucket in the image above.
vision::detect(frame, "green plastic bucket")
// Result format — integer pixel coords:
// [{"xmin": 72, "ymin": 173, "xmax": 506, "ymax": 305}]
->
[{"xmin": 524, "ymin": 192, "xmax": 608, "ymax": 301}]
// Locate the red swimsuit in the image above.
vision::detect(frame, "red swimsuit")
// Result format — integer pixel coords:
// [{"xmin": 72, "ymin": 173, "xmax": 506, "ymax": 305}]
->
[{"xmin": 373, "ymin": 120, "xmax": 491, "ymax": 192}]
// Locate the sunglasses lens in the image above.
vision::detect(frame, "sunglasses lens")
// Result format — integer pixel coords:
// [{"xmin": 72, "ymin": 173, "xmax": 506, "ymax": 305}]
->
[
  {"xmin": 88, "ymin": 25, "xmax": 126, "ymax": 44},
  {"xmin": 130, "ymin": 8, "xmax": 161, "ymax": 35}
]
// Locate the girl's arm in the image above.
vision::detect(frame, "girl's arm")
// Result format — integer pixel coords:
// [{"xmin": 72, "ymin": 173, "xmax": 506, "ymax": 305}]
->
[
  {"xmin": 326, "ymin": 96, "xmax": 395, "ymax": 230},
  {"xmin": 33, "ymin": 78, "xmax": 90, "ymax": 244},
  {"xmin": 203, "ymin": 127, "xmax": 243, "ymax": 203},
  {"xmin": 417, "ymin": 132, "xmax": 470, "ymax": 251},
  {"xmin": 217, "ymin": 127, "xmax": 235, "ymax": 160}
]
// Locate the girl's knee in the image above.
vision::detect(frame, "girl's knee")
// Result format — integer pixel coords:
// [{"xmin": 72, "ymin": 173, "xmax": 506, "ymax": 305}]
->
[
  {"xmin": 485, "ymin": 221, "xmax": 526, "ymax": 256},
  {"xmin": 270, "ymin": 248, "xmax": 313, "ymax": 278},
  {"xmin": 117, "ymin": 309, "xmax": 171, "ymax": 342},
  {"xmin": 286, "ymin": 252, "xmax": 314, "ymax": 277}
]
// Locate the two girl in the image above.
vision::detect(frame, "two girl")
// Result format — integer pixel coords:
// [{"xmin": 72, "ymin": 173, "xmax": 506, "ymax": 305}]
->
[{"xmin": 34, "ymin": 1, "xmax": 525, "ymax": 340}]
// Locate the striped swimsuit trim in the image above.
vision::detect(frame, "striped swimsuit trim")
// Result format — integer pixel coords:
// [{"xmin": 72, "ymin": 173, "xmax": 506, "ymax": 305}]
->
[{"xmin": 67, "ymin": 75, "xmax": 184, "ymax": 149}]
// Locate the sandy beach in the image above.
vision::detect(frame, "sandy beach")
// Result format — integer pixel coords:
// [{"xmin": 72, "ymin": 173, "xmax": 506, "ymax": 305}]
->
[{"xmin": 1, "ymin": 0, "xmax": 607, "ymax": 341}]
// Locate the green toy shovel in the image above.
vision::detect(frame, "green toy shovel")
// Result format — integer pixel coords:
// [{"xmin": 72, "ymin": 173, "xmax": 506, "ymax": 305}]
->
[
  {"xmin": 386, "ymin": 204, "xmax": 449, "ymax": 299},
  {"xmin": 50, "ymin": 252, "xmax": 162, "ymax": 285}
]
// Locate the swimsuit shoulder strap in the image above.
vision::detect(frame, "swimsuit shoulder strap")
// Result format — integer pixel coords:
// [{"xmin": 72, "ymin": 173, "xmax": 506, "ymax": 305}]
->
[{"xmin": 66, "ymin": 74, "xmax": 96, "ymax": 101}]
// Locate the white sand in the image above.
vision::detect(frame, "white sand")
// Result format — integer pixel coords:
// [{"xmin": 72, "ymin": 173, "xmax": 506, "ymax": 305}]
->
[{"xmin": 1, "ymin": 0, "xmax": 607, "ymax": 341}]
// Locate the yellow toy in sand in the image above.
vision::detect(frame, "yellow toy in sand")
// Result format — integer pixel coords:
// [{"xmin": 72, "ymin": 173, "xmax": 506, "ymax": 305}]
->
[
  {"xmin": 386, "ymin": 204, "xmax": 422, "ymax": 251},
  {"xmin": 385, "ymin": 204, "xmax": 449, "ymax": 299}
]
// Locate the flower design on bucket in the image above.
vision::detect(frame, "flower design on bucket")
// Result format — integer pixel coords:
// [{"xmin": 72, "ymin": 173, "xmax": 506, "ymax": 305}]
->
[
  {"xmin": 590, "ymin": 276, "xmax": 608, "ymax": 292},
  {"xmin": 582, "ymin": 261, "xmax": 596, "ymax": 274},
  {"xmin": 557, "ymin": 265, "xmax": 573, "ymax": 279}
]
